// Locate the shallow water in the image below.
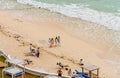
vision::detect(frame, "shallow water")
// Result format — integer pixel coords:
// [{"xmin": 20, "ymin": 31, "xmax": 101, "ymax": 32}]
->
[{"xmin": 0, "ymin": 0, "xmax": 120, "ymax": 30}]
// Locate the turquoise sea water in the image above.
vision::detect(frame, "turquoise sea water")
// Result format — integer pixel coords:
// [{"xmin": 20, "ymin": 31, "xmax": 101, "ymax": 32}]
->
[
  {"xmin": 0, "ymin": 0, "xmax": 120, "ymax": 30},
  {"xmin": 36, "ymin": 0, "xmax": 120, "ymax": 13}
]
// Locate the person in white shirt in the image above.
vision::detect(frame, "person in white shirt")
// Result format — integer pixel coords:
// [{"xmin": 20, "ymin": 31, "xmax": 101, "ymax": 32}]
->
[
  {"xmin": 71, "ymin": 72, "xmax": 78, "ymax": 78},
  {"xmin": 79, "ymin": 59, "xmax": 84, "ymax": 66}
]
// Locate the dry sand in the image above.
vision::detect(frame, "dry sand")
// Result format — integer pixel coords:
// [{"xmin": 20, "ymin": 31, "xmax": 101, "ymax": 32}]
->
[{"xmin": 0, "ymin": 10, "xmax": 117, "ymax": 78}]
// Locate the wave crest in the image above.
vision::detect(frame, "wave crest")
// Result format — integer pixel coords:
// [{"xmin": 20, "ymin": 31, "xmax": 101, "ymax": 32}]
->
[{"xmin": 16, "ymin": 0, "xmax": 120, "ymax": 30}]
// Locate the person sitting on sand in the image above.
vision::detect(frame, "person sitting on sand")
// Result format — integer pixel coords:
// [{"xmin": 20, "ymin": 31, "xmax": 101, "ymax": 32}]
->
[
  {"xmin": 79, "ymin": 59, "xmax": 84, "ymax": 66},
  {"xmin": 25, "ymin": 48, "xmax": 36, "ymax": 56},
  {"xmin": 24, "ymin": 58, "xmax": 33, "ymax": 65},
  {"xmin": 31, "ymin": 49, "xmax": 36, "ymax": 56},
  {"xmin": 57, "ymin": 68, "xmax": 63, "ymax": 78}
]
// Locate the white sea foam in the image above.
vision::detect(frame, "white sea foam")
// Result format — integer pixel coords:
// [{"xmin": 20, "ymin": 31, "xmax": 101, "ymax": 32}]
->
[
  {"xmin": 0, "ymin": 0, "xmax": 17, "ymax": 9},
  {"xmin": 16, "ymin": 0, "xmax": 120, "ymax": 30},
  {"xmin": 117, "ymin": 10, "xmax": 120, "ymax": 16}
]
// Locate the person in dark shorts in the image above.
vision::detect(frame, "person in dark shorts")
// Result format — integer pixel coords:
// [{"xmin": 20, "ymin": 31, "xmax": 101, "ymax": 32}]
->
[
  {"xmin": 36, "ymin": 47, "xmax": 40, "ymax": 58},
  {"xmin": 79, "ymin": 59, "xmax": 84, "ymax": 66},
  {"xmin": 57, "ymin": 68, "xmax": 63, "ymax": 78}
]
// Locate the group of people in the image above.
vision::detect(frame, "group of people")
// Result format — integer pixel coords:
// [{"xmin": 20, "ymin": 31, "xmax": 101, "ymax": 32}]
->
[
  {"xmin": 57, "ymin": 67, "xmax": 78, "ymax": 78},
  {"xmin": 29, "ymin": 44, "xmax": 40, "ymax": 58},
  {"xmin": 56, "ymin": 62, "xmax": 72, "ymax": 78},
  {"xmin": 57, "ymin": 59, "xmax": 84, "ymax": 78},
  {"xmin": 28, "ymin": 42, "xmax": 85, "ymax": 78},
  {"xmin": 48, "ymin": 36, "xmax": 61, "ymax": 48}
]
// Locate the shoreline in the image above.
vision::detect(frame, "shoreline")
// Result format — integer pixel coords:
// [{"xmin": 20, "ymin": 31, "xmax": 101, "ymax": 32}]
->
[
  {"xmin": 15, "ymin": 0, "xmax": 120, "ymax": 31},
  {"xmin": 0, "ymin": 9, "xmax": 119, "ymax": 78},
  {"xmin": 5, "ymin": 8, "xmax": 120, "ymax": 52}
]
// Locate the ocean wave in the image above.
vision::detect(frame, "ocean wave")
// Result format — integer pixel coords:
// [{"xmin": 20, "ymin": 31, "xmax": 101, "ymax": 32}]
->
[
  {"xmin": 117, "ymin": 10, "xmax": 120, "ymax": 16},
  {"xmin": 0, "ymin": 0, "xmax": 17, "ymax": 9},
  {"xmin": 16, "ymin": 0, "xmax": 120, "ymax": 30}
]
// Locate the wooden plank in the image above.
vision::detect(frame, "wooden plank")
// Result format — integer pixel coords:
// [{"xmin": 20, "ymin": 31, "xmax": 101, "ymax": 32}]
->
[{"xmin": 82, "ymin": 65, "xmax": 99, "ymax": 71}]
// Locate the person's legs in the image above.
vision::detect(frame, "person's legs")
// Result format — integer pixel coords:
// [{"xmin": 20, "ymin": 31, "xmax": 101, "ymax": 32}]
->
[
  {"xmin": 58, "ymin": 74, "xmax": 62, "ymax": 78},
  {"xmin": 36, "ymin": 53, "xmax": 39, "ymax": 58},
  {"xmin": 38, "ymin": 53, "xmax": 40, "ymax": 58}
]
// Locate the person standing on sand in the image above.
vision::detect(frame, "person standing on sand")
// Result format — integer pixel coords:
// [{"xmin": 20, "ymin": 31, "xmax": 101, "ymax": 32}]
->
[
  {"xmin": 55, "ymin": 37, "xmax": 58, "ymax": 47},
  {"xmin": 57, "ymin": 36, "xmax": 61, "ymax": 46},
  {"xmin": 48, "ymin": 38, "xmax": 51, "ymax": 47},
  {"xmin": 79, "ymin": 59, "xmax": 84, "ymax": 66},
  {"xmin": 50, "ymin": 38, "xmax": 55, "ymax": 48},
  {"xmin": 57, "ymin": 68, "xmax": 63, "ymax": 78},
  {"xmin": 68, "ymin": 69, "xmax": 72, "ymax": 76},
  {"xmin": 36, "ymin": 47, "xmax": 40, "ymax": 58},
  {"xmin": 29, "ymin": 44, "xmax": 32, "ymax": 52}
]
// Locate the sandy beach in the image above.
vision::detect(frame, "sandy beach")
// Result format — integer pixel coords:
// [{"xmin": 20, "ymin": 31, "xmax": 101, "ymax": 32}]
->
[{"xmin": 0, "ymin": 10, "xmax": 119, "ymax": 78}]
